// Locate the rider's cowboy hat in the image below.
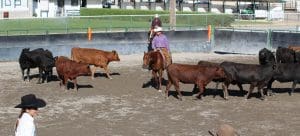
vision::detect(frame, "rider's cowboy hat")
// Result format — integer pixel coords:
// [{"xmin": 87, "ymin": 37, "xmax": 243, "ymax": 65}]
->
[
  {"xmin": 154, "ymin": 27, "xmax": 163, "ymax": 32},
  {"xmin": 15, "ymin": 94, "xmax": 46, "ymax": 109},
  {"xmin": 154, "ymin": 14, "xmax": 159, "ymax": 18}
]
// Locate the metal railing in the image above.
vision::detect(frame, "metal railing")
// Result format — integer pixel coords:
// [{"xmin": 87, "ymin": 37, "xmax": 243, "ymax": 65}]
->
[
  {"xmin": 0, "ymin": 14, "xmax": 234, "ymax": 36},
  {"xmin": 0, "ymin": 13, "xmax": 299, "ymax": 36}
]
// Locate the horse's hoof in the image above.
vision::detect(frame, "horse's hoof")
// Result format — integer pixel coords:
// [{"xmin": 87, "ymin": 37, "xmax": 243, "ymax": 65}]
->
[{"xmin": 158, "ymin": 90, "xmax": 162, "ymax": 93}]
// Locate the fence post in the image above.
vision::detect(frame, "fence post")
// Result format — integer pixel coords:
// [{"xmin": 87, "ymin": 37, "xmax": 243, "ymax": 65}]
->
[
  {"xmin": 188, "ymin": 15, "xmax": 191, "ymax": 28},
  {"xmin": 130, "ymin": 15, "xmax": 133, "ymax": 29},
  {"xmin": 109, "ymin": 16, "xmax": 112, "ymax": 31},
  {"xmin": 87, "ymin": 27, "xmax": 92, "ymax": 41},
  {"xmin": 207, "ymin": 25, "xmax": 211, "ymax": 42},
  {"xmin": 267, "ymin": 29, "xmax": 272, "ymax": 49},
  {"xmin": 65, "ymin": 17, "xmax": 68, "ymax": 34},
  {"xmin": 221, "ymin": 15, "xmax": 225, "ymax": 26},
  {"xmin": 205, "ymin": 14, "xmax": 208, "ymax": 26}
]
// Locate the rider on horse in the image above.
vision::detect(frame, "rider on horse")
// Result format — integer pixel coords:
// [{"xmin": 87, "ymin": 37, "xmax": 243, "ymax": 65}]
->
[
  {"xmin": 148, "ymin": 14, "xmax": 162, "ymax": 51},
  {"xmin": 151, "ymin": 26, "xmax": 172, "ymax": 68}
]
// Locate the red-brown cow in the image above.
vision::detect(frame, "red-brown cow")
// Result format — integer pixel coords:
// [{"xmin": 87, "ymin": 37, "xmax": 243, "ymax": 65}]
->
[
  {"xmin": 71, "ymin": 47, "xmax": 120, "ymax": 79},
  {"xmin": 165, "ymin": 63, "xmax": 226, "ymax": 100},
  {"xmin": 55, "ymin": 56, "xmax": 91, "ymax": 91},
  {"xmin": 288, "ymin": 45, "xmax": 300, "ymax": 52}
]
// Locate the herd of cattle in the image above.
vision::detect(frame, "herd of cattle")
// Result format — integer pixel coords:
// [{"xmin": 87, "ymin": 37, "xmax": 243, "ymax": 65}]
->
[
  {"xmin": 18, "ymin": 46, "xmax": 300, "ymax": 101},
  {"xmin": 146, "ymin": 46, "xmax": 300, "ymax": 100},
  {"xmin": 19, "ymin": 47, "xmax": 120, "ymax": 91}
]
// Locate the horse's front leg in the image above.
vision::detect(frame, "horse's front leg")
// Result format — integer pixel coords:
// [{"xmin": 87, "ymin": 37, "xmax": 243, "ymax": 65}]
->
[
  {"xmin": 158, "ymin": 69, "xmax": 163, "ymax": 92},
  {"xmin": 152, "ymin": 70, "xmax": 158, "ymax": 90}
]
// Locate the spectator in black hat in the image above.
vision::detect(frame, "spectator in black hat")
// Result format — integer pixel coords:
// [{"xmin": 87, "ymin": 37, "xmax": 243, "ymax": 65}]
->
[{"xmin": 15, "ymin": 94, "xmax": 46, "ymax": 136}]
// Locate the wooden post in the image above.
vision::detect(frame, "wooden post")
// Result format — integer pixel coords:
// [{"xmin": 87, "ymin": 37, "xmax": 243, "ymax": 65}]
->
[{"xmin": 170, "ymin": 0, "xmax": 176, "ymax": 30}]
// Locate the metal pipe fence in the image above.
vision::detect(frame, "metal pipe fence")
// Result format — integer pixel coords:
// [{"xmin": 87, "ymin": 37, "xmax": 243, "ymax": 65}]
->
[{"xmin": 0, "ymin": 13, "xmax": 299, "ymax": 36}]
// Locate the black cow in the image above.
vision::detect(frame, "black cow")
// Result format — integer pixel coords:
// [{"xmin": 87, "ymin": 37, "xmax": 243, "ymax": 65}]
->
[
  {"xmin": 220, "ymin": 61, "xmax": 274, "ymax": 100},
  {"xmin": 276, "ymin": 47, "xmax": 295, "ymax": 63},
  {"xmin": 19, "ymin": 48, "xmax": 55, "ymax": 83},
  {"xmin": 259, "ymin": 48, "xmax": 276, "ymax": 65},
  {"xmin": 267, "ymin": 63, "xmax": 300, "ymax": 96}
]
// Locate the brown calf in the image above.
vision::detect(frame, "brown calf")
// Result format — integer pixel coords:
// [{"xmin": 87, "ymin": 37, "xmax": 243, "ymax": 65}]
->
[
  {"xmin": 71, "ymin": 47, "xmax": 120, "ymax": 79},
  {"xmin": 142, "ymin": 51, "xmax": 165, "ymax": 92},
  {"xmin": 55, "ymin": 56, "xmax": 91, "ymax": 91},
  {"xmin": 165, "ymin": 63, "xmax": 226, "ymax": 100},
  {"xmin": 288, "ymin": 45, "xmax": 300, "ymax": 52}
]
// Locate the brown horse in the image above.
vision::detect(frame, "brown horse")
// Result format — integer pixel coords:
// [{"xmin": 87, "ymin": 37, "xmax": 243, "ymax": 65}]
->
[{"xmin": 143, "ymin": 51, "xmax": 165, "ymax": 92}]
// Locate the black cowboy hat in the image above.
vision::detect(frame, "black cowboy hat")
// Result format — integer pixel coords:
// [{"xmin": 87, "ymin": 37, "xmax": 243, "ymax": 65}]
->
[{"xmin": 15, "ymin": 94, "xmax": 46, "ymax": 109}]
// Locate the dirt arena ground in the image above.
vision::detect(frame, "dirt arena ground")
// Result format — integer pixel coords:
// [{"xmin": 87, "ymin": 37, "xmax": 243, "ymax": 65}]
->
[{"xmin": 1, "ymin": 53, "xmax": 300, "ymax": 136}]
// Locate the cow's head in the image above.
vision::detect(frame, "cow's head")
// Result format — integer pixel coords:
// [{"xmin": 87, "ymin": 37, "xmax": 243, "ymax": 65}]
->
[
  {"xmin": 111, "ymin": 50, "xmax": 120, "ymax": 61},
  {"xmin": 22, "ymin": 48, "xmax": 30, "ymax": 52},
  {"xmin": 77, "ymin": 64, "xmax": 92, "ymax": 76},
  {"xmin": 44, "ymin": 57, "xmax": 55, "ymax": 73},
  {"xmin": 53, "ymin": 56, "xmax": 59, "ymax": 62},
  {"xmin": 142, "ymin": 52, "xmax": 151, "ymax": 69},
  {"xmin": 20, "ymin": 48, "xmax": 30, "ymax": 56},
  {"xmin": 214, "ymin": 67, "xmax": 226, "ymax": 79}
]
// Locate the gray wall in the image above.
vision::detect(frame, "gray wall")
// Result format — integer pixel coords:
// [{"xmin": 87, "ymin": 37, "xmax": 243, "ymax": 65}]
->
[
  {"xmin": 271, "ymin": 31, "xmax": 300, "ymax": 48},
  {"xmin": 0, "ymin": 30, "xmax": 209, "ymax": 61},
  {"xmin": 213, "ymin": 29, "xmax": 268, "ymax": 54},
  {"xmin": 1, "ymin": 29, "xmax": 299, "ymax": 61}
]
